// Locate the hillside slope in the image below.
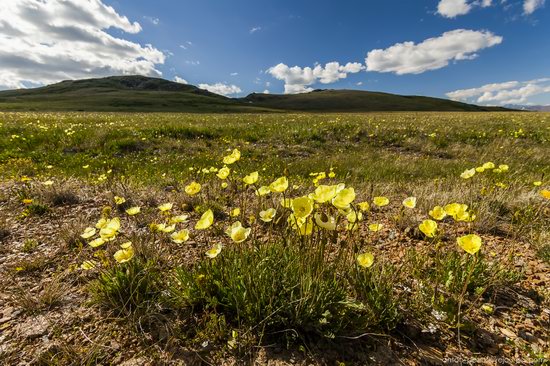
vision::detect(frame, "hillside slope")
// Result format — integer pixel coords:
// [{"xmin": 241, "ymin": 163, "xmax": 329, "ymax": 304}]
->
[{"xmin": 0, "ymin": 75, "xmax": 509, "ymax": 112}]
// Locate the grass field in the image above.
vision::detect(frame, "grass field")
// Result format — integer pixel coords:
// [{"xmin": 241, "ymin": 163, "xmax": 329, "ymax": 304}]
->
[{"xmin": 0, "ymin": 111, "xmax": 549, "ymax": 364}]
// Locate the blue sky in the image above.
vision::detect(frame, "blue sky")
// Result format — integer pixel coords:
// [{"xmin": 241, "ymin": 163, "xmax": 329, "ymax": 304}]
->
[{"xmin": 1, "ymin": 0, "xmax": 549, "ymax": 104}]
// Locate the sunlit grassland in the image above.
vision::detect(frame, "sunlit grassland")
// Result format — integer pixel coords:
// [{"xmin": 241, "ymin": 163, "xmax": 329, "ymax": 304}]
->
[
  {"xmin": 1, "ymin": 112, "xmax": 548, "ymax": 186},
  {"xmin": 0, "ymin": 111, "xmax": 549, "ymax": 364}
]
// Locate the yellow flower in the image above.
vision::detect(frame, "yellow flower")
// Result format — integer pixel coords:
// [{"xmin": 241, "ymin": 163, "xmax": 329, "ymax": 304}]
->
[
  {"xmin": 80, "ymin": 227, "xmax": 96, "ymax": 239},
  {"xmin": 206, "ymin": 243, "xmax": 222, "ymax": 258},
  {"xmin": 95, "ymin": 218, "xmax": 108, "ymax": 229},
  {"xmin": 373, "ymin": 196, "xmax": 389, "ymax": 207},
  {"xmin": 221, "ymin": 182, "xmax": 228, "ymax": 189},
  {"xmin": 314, "ymin": 212, "xmax": 336, "ymax": 231},
  {"xmin": 89, "ymin": 237, "xmax": 105, "ymax": 248},
  {"xmin": 291, "ymin": 196, "xmax": 314, "ymax": 218},
  {"xmin": 243, "ymin": 171, "xmax": 259, "ymax": 185},
  {"xmin": 482, "ymin": 162, "xmax": 495, "ymax": 169},
  {"xmin": 460, "ymin": 168, "xmax": 476, "ymax": 179},
  {"xmin": 357, "ymin": 201, "xmax": 370, "ymax": 212},
  {"xmin": 169, "ymin": 214, "xmax": 189, "ymax": 224},
  {"xmin": 120, "ymin": 241, "xmax": 132, "ymax": 249},
  {"xmin": 368, "ymin": 223, "xmax": 383, "ymax": 232},
  {"xmin": 332, "ymin": 188, "xmax": 356, "ymax": 209},
  {"xmin": 347, "ymin": 210, "xmax": 363, "ymax": 223},
  {"xmin": 498, "ymin": 164, "xmax": 509, "ymax": 172},
  {"xmin": 402, "ymin": 196, "xmax": 417, "ymax": 209},
  {"xmin": 533, "ymin": 181, "xmax": 542, "ymax": 186},
  {"xmin": 475, "ymin": 167, "xmax": 485, "ymax": 173},
  {"xmin": 418, "ymin": 219, "xmax": 437, "ymax": 238},
  {"xmin": 357, "ymin": 253, "xmax": 374, "ymax": 268},
  {"xmin": 158, "ymin": 203, "xmax": 173, "ymax": 212},
  {"xmin": 99, "ymin": 218, "xmax": 120, "ymax": 240},
  {"xmin": 126, "ymin": 206, "xmax": 141, "ymax": 216},
  {"xmin": 171, "ymin": 229, "xmax": 190, "ymax": 244},
  {"xmin": 80, "ymin": 260, "xmax": 97, "ymax": 270},
  {"xmin": 429, "ymin": 206, "xmax": 447, "ymax": 221},
  {"xmin": 42, "ymin": 180, "xmax": 54, "ymax": 186},
  {"xmin": 540, "ymin": 189, "xmax": 550, "ymax": 199},
  {"xmin": 312, "ymin": 185, "xmax": 338, "ymax": 203},
  {"xmin": 114, "ymin": 196, "xmax": 126, "ymax": 205},
  {"xmin": 269, "ymin": 176, "xmax": 288, "ymax": 193},
  {"xmin": 297, "ymin": 217, "xmax": 314, "ymax": 236},
  {"xmin": 22, "ymin": 198, "xmax": 33, "ymax": 205},
  {"xmin": 185, "ymin": 181, "xmax": 201, "ymax": 196},
  {"xmin": 230, "ymin": 208, "xmax": 241, "ymax": 217},
  {"xmin": 226, "ymin": 221, "xmax": 251, "ymax": 243},
  {"xmin": 256, "ymin": 186, "xmax": 271, "ymax": 196},
  {"xmin": 114, "ymin": 247, "xmax": 134, "ymax": 263},
  {"xmin": 223, "ymin": 149, "xmax": 241, "ymax": 165},
  {"xmin": 259, "ymin": 208, "xmax": 276, "ymax": 222},
  {"xmin": 217, "ymin": 166, "xmax": 231, "ymax": 180},
  {"xmin": 457, "ymin": 234, "xmax": 482, "ymax": 255},
  {"xmin": 444, "ymin": 203, "xmax": 463, "ymax": 218},
  {"xmin": 161, "ymin": 224, "xmax": 176, "ymax": 233},
  {"xmin": 195, "ymin": 209, "xmax": 214, "ymax": 229}
]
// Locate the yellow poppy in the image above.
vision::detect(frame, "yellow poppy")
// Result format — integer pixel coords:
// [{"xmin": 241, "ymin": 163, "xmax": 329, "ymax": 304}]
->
[
  {"xmin": 230, "ymin": 208, "xmax": 241, "ymax": 217},
  {"xmin": 225, "ymin": 221, "xmax": 251, "ymax": 243},
  {"xmin": 429, "ymin": 206, "xmax": 447, "ymax": 221},
  {"xmin": 357, "ymin": 253, "xmax": 374, "ymax": 268},
  {"xmin": 460, "ymin": 168, "xmax": 476, "ymax": 179},
  {"xmin": 169, "ymin": 214, "xmax": 189, "ymax": 224},
  {"xmin": 332, "ymin": 188, "xmax": 356, "ymax": 209},
  {"xmin": 418, "ymin": 219, "xmax": 437, "ymax": 238},
  {"xmin": 126, "ymin": 206, "xmax": 141, "ymax": 215},
  {"xmin": 114, "ymin": 247, "xmax": 134, "ymax": 263},
  {"xmin": 217, "ymin": 166, "xmax": 231, "ymax": 180},
  {"xmin": 206, "ymin": 243, "xmax": 222, "ymax": 258},
  {"xmin": 357, "ymin": 201, "xmax": 370, "ymax": 212},
  {"xmin": 114, "ymin": 196, "xmax": 126, "ymax": 205},
  {"xmin": 292, "ymin": 196, "xmax": 314, "ymax": 218},
  {"xmin": 89, "ymin": 237, "xmax": 105, "ymax": 248},
  {"xmin": 540, "ymin": 189, "xmax": 550, "ymax": 199},
  {"xmin": 80, "ymin": 227, "xmax": 96, "ymax": 239},
  {"xmin": 171, "ymin": 229, "xmax": 190, "ymax": 244},
  {"xmin": 312, "ymin": 185, "xmax": 338, "ymax": 203},
  {"xmin": 185, "ymin": 181, "xmax": 201, "ymax": 196},
  {"xmin": 243, "ymin": 171, "xmax": 259, "ymax": 185},
  {"xmin": 402, "ymin": 197, "xmax": 417, "ymax": 209},
  {"xmin": 255, "ymin": 186, "xmax": 271, "ymax": 196},
  {"xmin": 259, "ymin": 208, "xmax": 276, "ymax": 222},
  {"xmin": 314, "ymin": 212, "xmax": 336, "ymax": 231},
  {"xmin": 368, "ymin": 223, "xmax": 383, "ymax": 232},
  {"xmin": 457, "ymin": 234, "xmax": 482, "ymax": 255},
  {"xmin": 223, "ymin": 149, "xmax": 241, "ymax": 165},
  {"xmin": 158, "ymin": 203, "xmax": 173, "ymax": 212},
  {"xmin": 373, "ymin": 196, "xmax": 389, "ymax": 207},
  {"xmin": 269, "ymin": 176, "xmax": 288, "ymax": 193},
  {"xmin": 482, "ymin": 162, "xmax": 495, "ymax": 169},
  {"xmin": 195, "ymin": 209, "xmax": 214, "ymax": 230},
  {"xmin": 80, "ymin": 260, "xmax": 97, "ymax": 270}
]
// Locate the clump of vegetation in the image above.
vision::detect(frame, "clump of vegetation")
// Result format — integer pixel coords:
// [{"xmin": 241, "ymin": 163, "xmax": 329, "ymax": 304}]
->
[{"xmin": 21, "ymin": 238, "xmax": 38, "ymax": 253}]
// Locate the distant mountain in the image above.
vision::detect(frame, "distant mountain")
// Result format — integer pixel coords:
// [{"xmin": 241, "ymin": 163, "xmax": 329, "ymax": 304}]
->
[
  {"xmin": 504, "ymin": 104, "xmax": 550, "ymax": 111},
  {"xmin": 0, "ymin": 75, "xmax": 511, "ymax": 113}
]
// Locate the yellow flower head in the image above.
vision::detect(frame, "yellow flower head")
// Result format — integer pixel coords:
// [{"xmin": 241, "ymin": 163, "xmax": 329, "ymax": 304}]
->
[
  {"xmin": 402, "ymin": 196, "xmax": 417, "ymax": 209},
  {"xmin": 357, "ymin": 201, "xmax": 370, "ymax": 212},
  {"xmin": 332, "ymin": 187, "xmax": 356, "ymax": 210},
  {"xmin": 357, "ymin": 253, "xmax": 374, "ymax": 268},
  {"xmin": 259, "ymin": 208, "xmax": 276, "ymax": 222},
  {"xmin": 533, "ymin": 181, "xmax": 542, "ymax": 187},
  {"xmin": 475, "ymin": 167, "xmax": 485, "ymax": 173},
  {"xmin": 373, "ymin": 196, "xmax": 389, "ymax": 207},
  {"xmin": 80, "ymin": 260, "xmax": 97, "ymax": 270},
  {"xmin": 169, "ymin": 214, "xmax": 188, "ymax": 224},
  {"xmin": 457, "ymin": 234, "xmax": 482, "ymax": 255},
  {"xmin": 126, "ymin": 206, "xmax": 141, "ymax": 216},
  {"xmin": 195, "ymin": 209, "xmax": 214, "ymax": 230},
  {"xmin": 120, "ymin": 241, "xmax": 132, "ymax": 249},
  {"xmin": 418, "ymin": 219, "xmax": 437, "ymax": 238},
  {"xmin": 114, "ymin": 247, "xmax": 134, "ymax": 263},
  {"xmin": 269, "ymin": 176, "xmax": 289, "ymax": 193},
  {"xmin": 226, "ymin": 221, "xmax": 251, "ymax": 243},
  {"xmin": 22, "ymin": 198, "xmax": 33, "ymax": 205},
  {"xmin": 206, "ymin": 243, "xmax": 222, "ymax": 258},
  {"xmin": 243, "ymin": 171, "xmax": 259, "ymax": 185},
  {"xmin": 171, "ymin": 229, "xmax": 190, "ymax": 244},
  {"xmin": 482, "ymin": 162, "xmax": 495, "ymax": 170},
  {"xmin": 89, "ymin": 237, "xmax": 105, "ymax": 248},
  {"xmin": 114, "ymin": 196, "xmax": 126, "ymax": 205},
  {"xmin": 217, "ymin": 166, "xmax": 231, "ymax": 180},
  {"xmin": 498, "ymin": 164, "xmax": 509, "ymax": 172},
  {"xmin": 314, "ymin": 212, "xmax": 336, "ymax": 231},
  {"xmin": 460, "ymin": 168, "xmax": 476, "ymax": 179},
  {"xmin": 158, "ymin": 203, "xmax": 173, "ymax": 212},
  {"xmin": 540, "ymin": 189, "xmax": 550, "ymax": 199},
  {"xmin": 185, "ymin": 181, "xmax": 201, "ymax": 196},
  {"xmin": 368, "ymin": 223, "xmax": 383, "ymax": 232},
  {"xmin": 99, "ymin": 218, "xmax": 121, "ymax": 240},
  {"xmin": 291, "ymin": 196, "xmax": 314, "ymax": 218},
  {"xmin": 223, "ymin": 149, "xmax": 241, "ymax": 165},
  {"xmin": 230, "ymin": 208, "xmax": 241, "ymax": 217},
  {"xmin": 429, "ymin": 206, "xmax": 447, "ymax": 221},
  {"xmin": 346, "ymin": 210, "xmax": 363, "ymax": 223},
  {"xmin": 81, "ymin": 227, "xmax": 96, "ymax": 239},
  {"xmin": 256, "ymin": 186, "xmax": 271, "ymax": 196},
  {"xmin": 312, "ymin": 184, "xmax": 338, "ymax": 203}
]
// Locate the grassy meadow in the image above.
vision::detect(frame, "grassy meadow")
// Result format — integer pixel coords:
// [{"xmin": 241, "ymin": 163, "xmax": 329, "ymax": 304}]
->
[{"xmin": 0, "ymin": 111, "xmax": 549, "ymax": 365}]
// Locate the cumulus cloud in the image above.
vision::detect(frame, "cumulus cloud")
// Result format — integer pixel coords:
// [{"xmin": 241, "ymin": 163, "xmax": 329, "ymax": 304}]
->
[
  {"xmin": 174, "ymin": 76, "xmax": 188, "ymax": 84},
  {"xmin": 437, "ymin": 0, "xmax": 472, "ymax": 18},
  {"xmin": 365, "ymin": 29, "xmax": 502, "ymax": 75},
  {"xmin": 446, "ymin": 78, "xmax": 550, "ymax": 105},
  {"xmin": 267, "ymin": 61, "xmax": 365, "ymax": 94},
  {"xmin": 198, "ymin": 83, "xmax": 242, "ymax": 96},
  {"xmin": 0, "ymin": 0, "xmax": 165, "ymax": 90},
  {"xmin": 524, "ymin": 0, "xmax": 546, "ymax": 14},
  {"xmin": 250, "ymin": 26, "xmax": 262, "ymax": 34}
]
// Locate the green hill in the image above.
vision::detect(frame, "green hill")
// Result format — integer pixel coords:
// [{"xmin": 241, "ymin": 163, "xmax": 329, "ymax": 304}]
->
[{"xmin": 0, "ymin": 75, "xmax": 509, "ymax": 112}]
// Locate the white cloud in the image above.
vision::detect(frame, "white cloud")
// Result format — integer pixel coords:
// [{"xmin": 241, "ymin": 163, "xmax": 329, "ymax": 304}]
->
[
  {"xmin": 446, "ymin": 78, "xmax": 550, "ymax": 105},
  {"xmin": 524, "ymin": 0, "xmax": 545, "ymax": 14},
  {"xmin": 174, "ymin": 76, "xmax": 188, "ymax": 84},
  {"xmin": 437, "ymin": 0, "xmax": 472, "ymax": 18},
  {"xmin": 230, "ymin": 72, "xmax": 239, "ymax": 76},
  {"xmin": 198, "ymin": 83, "xmax": 242, "ymax": 96},
  {"xmin": 185, "ymin": 60, "xmax": 200, "ymax": 66},
  {"xmin": 267, "ymin": 61, "xmax": 365, "ymax": 94},
  {"xmin": 143, "ymin": 16, "xmax": 159, "ymax": 25},
  {"xmin": 263, "ymin": 89, "xmax": 270, "ymax": 94},
  {"xmin": 250, "ymin": 26, "xmax": 262, "ymax": 34},
  {"xmin": 0, "ymin": 0, "xmax": 165, "ymax": 90},
  {"xmin": 365, "ymin": 29, "xmax": 502, "ymax": 75}
]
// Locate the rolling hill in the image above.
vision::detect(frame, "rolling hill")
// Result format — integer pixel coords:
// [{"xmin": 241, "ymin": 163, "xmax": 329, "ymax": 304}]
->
[{"xmin": 0, "ymin": 75, "xmax": 510, "ymax": 113}]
